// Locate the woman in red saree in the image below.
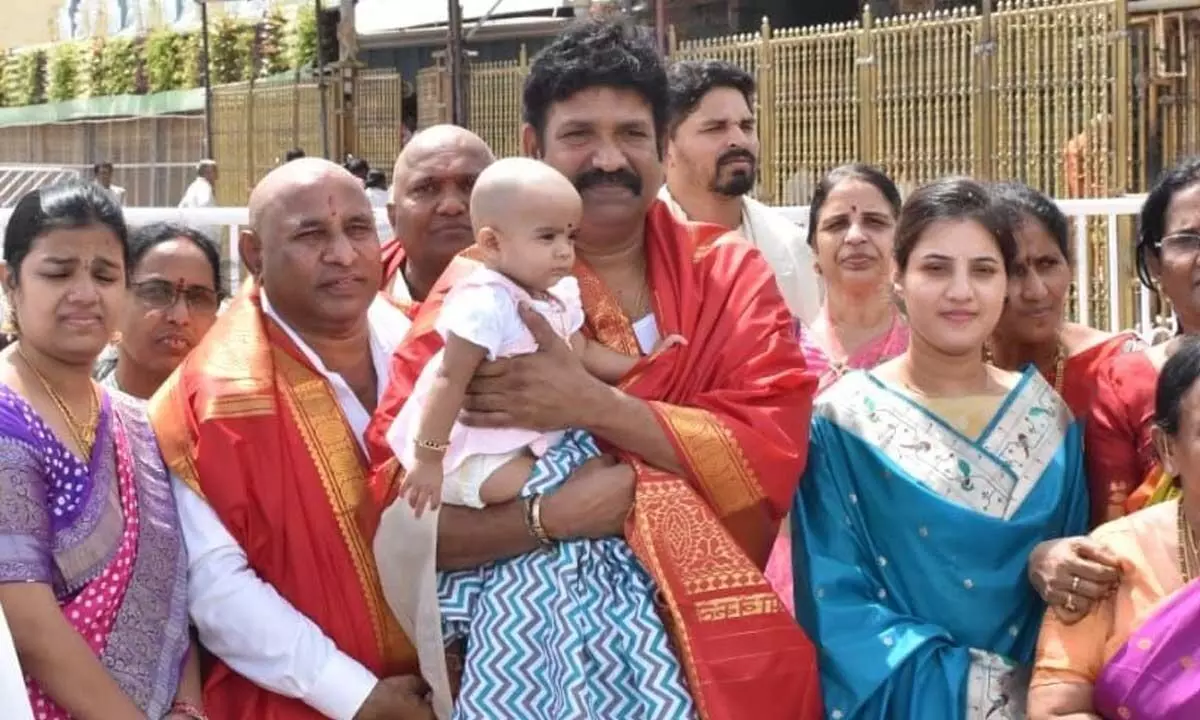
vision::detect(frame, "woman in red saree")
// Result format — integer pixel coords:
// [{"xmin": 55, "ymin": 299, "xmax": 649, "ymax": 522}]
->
[
  {"xmin": 1028, "ymin": 337, "xmax": 1200, "ymax": 719},
  {"xmin": 986, "ymin": 182, "xmax": 1143, "ymax": 423},
  {"xmin": 1026, "ymin": 159, "xmax": 1200, "ymax": 633}
]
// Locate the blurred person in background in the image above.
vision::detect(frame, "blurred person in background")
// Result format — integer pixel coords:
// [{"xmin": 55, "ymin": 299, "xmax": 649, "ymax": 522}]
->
[
  {"xmin": 365, "ymin": 170, "xmax": 393, "ymax": 245},
  {"xmin": 345, "ymin": 156, "xmax": 371, "ymax": 185},
  {"xmin": 92, "ymin": 162, "xmax": 125, "ymax": 206},
  {"xmin": 179, "ymin": 160, "xmax": 218, "ymax": 209},
  {"xmin": 93, "ymin": 222, "xmax": 223, "ymax": 398}
]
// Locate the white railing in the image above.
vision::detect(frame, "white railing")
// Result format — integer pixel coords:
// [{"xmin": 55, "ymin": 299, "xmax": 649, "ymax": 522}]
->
[
  {"xmin": 0, "ymin": 198, "xmax": 1154, "ymax": 334},
  {"xmin": 779, "ymin": 196, "xmax": 1152, "ymax": 335}
]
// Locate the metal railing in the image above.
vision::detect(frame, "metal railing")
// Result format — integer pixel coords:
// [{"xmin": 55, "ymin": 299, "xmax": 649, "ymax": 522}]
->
[
  {"xmin": 0, "ymin": 199, "xmax": 1155, "ymax": 335},
  {"xmin": 779, "ymin": 196, "xmax": 1153, "ymax": 335}
]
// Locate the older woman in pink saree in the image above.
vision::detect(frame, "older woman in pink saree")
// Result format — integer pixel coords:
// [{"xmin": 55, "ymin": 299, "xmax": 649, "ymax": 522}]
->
[
  {"xmin": 765, "ymin": 164, "xmax": 906, "ymax": 613},
  {"xmin": 1029, "ymin": 336, "xmax": 1200, "ymax": 719}
]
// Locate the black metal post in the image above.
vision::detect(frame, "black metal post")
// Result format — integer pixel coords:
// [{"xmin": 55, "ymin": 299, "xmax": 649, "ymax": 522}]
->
[
  {"xmin": 200, "ymin": 1, "xmax": 214, "ymax": 157},
  {"xmin": 315, "ymin": 0, "xmax": 331, "ymax": 158},
  {"xmin": 447, "ymin": 0, "xmax": 466, "ymax": 125}
]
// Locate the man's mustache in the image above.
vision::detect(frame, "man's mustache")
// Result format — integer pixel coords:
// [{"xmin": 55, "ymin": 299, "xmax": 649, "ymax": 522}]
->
[
  {"xmin": 717, "ymin": 148, "xmax": 756, "ymax": 169},
  {"xmin": 574, "ymin": 168, "xmax": 642, "ymax": 195}
]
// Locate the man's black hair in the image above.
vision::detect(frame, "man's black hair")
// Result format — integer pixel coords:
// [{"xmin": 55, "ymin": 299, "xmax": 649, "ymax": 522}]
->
[
  {"xmin": 665, "ymin": 59, "xmax": 755, "ymax": 136},
  {"xmin": 522, "ymin": 18, "xmax": 668, "ymax": 152}
]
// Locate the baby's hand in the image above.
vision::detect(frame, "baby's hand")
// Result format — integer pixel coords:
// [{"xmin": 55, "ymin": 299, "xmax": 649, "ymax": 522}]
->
[
  {"xmin": 401, "ymin": 461, "xmax": 444, "ymax": 518},
  {"xmin": 652, "ymin": 334, "xmax": 687, "ymax": 354}
]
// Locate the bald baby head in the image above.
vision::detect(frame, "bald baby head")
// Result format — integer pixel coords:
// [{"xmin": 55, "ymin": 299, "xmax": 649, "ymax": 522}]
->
[
  {"xmin": 471, "ymin": 158, "xmax": 581, "ymax": 292},
  {"xmin": 470, "ymin": 157, "xmax": 580, "ymax": 235}
]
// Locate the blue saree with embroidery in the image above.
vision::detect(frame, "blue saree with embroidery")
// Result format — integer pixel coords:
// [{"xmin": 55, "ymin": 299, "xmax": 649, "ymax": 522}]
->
[{"xmin": 792, "ymin": 369, "xmax": 1088, "ymax": 720}]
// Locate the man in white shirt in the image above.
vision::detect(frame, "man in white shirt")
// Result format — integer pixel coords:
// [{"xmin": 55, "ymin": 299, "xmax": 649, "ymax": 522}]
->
[
  {"xmin": 149, "ymin": 159, "xmax": 432, "ymax": 720},
  {"xmin": 93, "ymin": 161, "xmax": 126, "ymax": 205},
  {"xmin": 178, "ymin": 159, "xmax": 218, "ymax": 208},
  {"xmin": 659, "ymin": 59, "xmax": 822, "ymax": 324},
  {"xmin": 381, "ymin": 125, "xmax": 494, "ymax": 312}
]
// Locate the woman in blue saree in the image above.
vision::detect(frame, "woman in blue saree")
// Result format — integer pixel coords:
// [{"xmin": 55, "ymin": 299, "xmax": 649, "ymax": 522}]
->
[{"xmin": 792, "ymin": 178, "xmax": 1089, "ymax": 720}]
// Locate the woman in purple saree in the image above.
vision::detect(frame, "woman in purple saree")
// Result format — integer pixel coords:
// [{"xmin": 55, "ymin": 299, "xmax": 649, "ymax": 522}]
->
[
  {"xmin": 0, "ymin": 182, "xmax": 202, "ymax": 719},
  {"xmin": 1029, "ymin": 336, "xmax": 1200, "ymax": 719}
]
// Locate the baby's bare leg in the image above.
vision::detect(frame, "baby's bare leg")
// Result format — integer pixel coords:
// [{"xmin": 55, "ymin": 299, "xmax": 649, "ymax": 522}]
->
[{"xmin": 477, "ymin": 451, "xmax": 537, "ymax": 505}]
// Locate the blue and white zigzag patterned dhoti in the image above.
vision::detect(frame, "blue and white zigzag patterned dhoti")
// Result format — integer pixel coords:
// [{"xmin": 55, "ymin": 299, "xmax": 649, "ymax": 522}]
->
[{"xmin": 439, "ymin": 430, "xmax": 696, "ymax": 719}]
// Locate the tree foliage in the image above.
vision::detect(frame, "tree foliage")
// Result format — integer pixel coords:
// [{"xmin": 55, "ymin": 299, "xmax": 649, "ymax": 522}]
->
[{"xmin": 2, "ymin": 6, "xmax": 315, "ymax": 108}]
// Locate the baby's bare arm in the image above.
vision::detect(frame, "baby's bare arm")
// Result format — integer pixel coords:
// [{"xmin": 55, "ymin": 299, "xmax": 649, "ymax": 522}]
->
[
  {"xmin": 413, "ymin": 333, "xmax": 490, "ymax": 463},
  {"xmin": 571, "ymin": 331, "xmax": 639, "ymax": 384}
]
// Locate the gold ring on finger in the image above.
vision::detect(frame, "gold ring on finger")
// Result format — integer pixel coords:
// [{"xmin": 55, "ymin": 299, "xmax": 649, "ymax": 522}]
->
[
  {"xmin": 1071, "ymin": 575, "xmax": 1080, "ymax": 593},
  {"xmin": 1065, "ymin": 594, "xmax": 1077, "ymax": 612}
]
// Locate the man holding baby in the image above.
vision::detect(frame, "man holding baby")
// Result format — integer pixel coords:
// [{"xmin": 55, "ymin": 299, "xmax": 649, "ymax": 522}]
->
[{"xmin": 367, "ymin": 16, "xmax": 823, "ymax": 720}]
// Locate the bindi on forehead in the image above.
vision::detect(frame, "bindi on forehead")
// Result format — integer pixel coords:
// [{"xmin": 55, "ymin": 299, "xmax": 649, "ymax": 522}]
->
[{"xmin": 327, "ymin": 193, "xmax": 338, "ymax": 218}]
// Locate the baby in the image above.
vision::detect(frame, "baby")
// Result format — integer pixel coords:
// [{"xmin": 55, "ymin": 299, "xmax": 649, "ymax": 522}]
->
[{"xmin": 390, "ymin": 157, "xmax": 680, "ymax": 516}]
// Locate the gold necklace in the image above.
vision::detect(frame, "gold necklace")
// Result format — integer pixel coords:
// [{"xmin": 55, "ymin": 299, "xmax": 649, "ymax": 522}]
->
[
  {"xmin": 985, "ymin": 337, "xmax": 1067, "ymax": 396},
  {"xmin": 17, "ymin": 345, "xmax": 99, "ymax": 458},
  {"xmin": 1179, "ymin": 501, "xmax": 1199, "ymax": 583}
]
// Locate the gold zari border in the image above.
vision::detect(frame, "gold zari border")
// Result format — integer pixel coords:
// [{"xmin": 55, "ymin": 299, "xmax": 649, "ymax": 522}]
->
[
  {"xmin": 653, "ymin": 403, "xmax": 762, "ymax": 517},
  {"xmin": 275, "ymin": 349, "xmax": 409, "ymax": 667}
]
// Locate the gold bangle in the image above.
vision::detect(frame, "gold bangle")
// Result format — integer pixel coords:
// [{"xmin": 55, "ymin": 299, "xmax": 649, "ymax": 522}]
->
[
  {"xmin": 415, "ymin": 438, "xmax": 450, "ymax": 453},
  {"xmin": 531, "ymin": 494, "xmax": 553, "ymax": 546},
  {"xmin": 525, "ymin": 494, "xmax": 553, "ymax": 547}
]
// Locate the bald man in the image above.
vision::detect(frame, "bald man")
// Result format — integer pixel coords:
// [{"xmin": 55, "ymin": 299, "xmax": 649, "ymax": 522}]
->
[
  {"xmin": 381, "ymin": 125, "xmax": 494, "ymax": 315},
  {"xmin": 150, "ymin": 159, "xmax": 433, "ymax": 720}
]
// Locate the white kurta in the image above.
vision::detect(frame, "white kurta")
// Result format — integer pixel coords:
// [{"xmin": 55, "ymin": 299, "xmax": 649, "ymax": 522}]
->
[
  {"xmin": 0, "ymin": 603, "xmax": 34, "ymax": 720},
  {"xmin": 169, "ymin": 293, "xmax": 411, "ymax": 720},
  {"xmin": 658, "ymin": 187, "xmax": 822, "ymax": 324},
  {"xmin": 178, "ymin": 178, "xmax": 215, "ymax": 208}
]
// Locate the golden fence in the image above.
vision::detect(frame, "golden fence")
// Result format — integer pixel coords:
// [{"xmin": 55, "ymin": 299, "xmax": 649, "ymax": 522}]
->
[
  {"xmin": 212, "ymin": 69, "xmax": 406, "ymax": 206},
  {"xmin": 415, "ymin": 0, "xmax": 1200, "ymax": 330},
  {"xmin": 416, "ymin": 0, "xmax": 1141, "ymax": 203}
]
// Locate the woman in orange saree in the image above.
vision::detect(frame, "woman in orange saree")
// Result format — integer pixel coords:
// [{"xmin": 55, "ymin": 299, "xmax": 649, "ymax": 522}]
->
[{"xmin": 1028, "ymin": 337, "xmax": 1200, "ymax": 719}]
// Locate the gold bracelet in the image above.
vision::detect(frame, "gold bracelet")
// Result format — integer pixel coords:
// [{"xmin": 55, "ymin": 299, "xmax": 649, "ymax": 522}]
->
[
  {"xmin": 531, "ymin": 494, "xmax": 553, "ymax": 546},
  {"xmin": 415, "ymin": 438, "xmax": 450, "ymax": 453},
  {"xmin": 524, "ymin": 494, "xmax": 554, "ymax": 548}
]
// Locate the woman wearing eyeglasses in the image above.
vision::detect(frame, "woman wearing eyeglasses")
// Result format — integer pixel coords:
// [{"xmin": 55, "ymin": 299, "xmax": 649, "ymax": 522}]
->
[{"xmin": 93, "ymin": 222, "xmax": 223, "ymax": 398}]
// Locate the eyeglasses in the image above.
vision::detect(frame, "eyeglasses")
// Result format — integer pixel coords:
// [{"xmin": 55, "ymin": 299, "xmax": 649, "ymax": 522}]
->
[
  {"xmin": 132, "ymin": 279, "xmax": 221, "ymax": 315},
  {"xmin": 1159, "ymin": 231, "xmax": 1200, "ymax": 256}
]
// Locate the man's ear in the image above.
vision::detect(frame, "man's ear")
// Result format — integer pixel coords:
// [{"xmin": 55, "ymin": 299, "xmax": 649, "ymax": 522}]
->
[
  {"xmin": 386, "ymin": 201, "xmax": 398, "ymax": 236},
  {"xmin": 239, "ymin": 229, "xmax": 264, "ymax": 279},
  {"xmin": 521, "ymin": 123, "xmax": 542, "ymax": 159},
  {"xmin": 1152, "ymin": 424, "xmax": 1178, "ymax": 478}
]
